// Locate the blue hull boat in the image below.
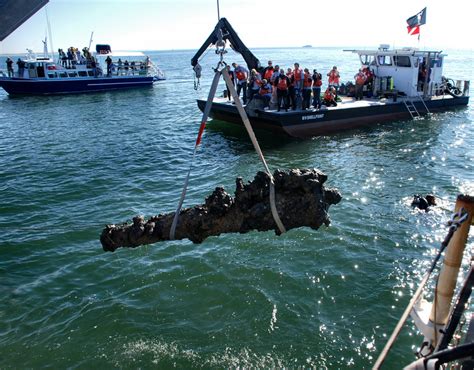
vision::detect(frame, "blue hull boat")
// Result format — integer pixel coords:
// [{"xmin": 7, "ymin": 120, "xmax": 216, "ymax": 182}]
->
[{"xmin": 0, "ymin": 45, "xmax": 165, "ymax": 96}]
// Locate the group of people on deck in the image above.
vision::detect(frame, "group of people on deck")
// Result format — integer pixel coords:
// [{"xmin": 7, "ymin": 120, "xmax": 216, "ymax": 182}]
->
[
  {"xmin": 57, "ymin": 47, "xmax": 91, "ymax": 68},
  {"xmin": 3, "ymin": 52, "xmax": 150, "ymax": 79},
  {"xmin": 4, "ymin": 57, "xmax": 26, "ymax": 78},
  {"xmin": 225, "ymin": 60, "xmax": 375, "ymax": 111}
]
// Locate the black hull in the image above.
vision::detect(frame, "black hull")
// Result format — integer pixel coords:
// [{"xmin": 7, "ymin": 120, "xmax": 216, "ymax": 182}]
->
[{"xmin": 197, "ymin": 96, "xmax": 469, "ymax": 138}]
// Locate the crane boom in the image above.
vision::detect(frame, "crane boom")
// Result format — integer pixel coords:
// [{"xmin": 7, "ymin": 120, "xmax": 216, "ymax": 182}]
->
[{"xmin": 191, "ymin": 17, "xmax": 261, "ymax": 71}]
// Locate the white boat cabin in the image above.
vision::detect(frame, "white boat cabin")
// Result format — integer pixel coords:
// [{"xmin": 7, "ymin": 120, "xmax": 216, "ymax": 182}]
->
[
  {"xmin": 9, "ymin": 44, "xmax": 163, "ymax": 80},
  {"xmin": 349, "ymin": 45, "xmax": 446, "ymax": 98}
]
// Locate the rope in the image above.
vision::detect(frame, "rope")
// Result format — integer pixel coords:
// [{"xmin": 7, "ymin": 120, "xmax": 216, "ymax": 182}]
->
[
  {"xmin": 372, "ymin": 209, "xmax": 468, "ymax": 369},
  {"xmin": 221, "ymin": 68, "xmax": 286, "ymax": 234},
  {"xmin": 169, "ymin": 67, "xmax": 222, "ymax": 240}
]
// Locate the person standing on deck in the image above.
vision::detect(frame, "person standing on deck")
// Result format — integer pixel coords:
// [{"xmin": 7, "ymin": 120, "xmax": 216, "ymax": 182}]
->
[
  {"xmin": 327, "ymin": 66, "xmax": 340, "ymax": 99},
  {"xmin": 354, "ymin": 69, "xmax": 367, "ymax": 100},
  {"xmin": 292, "ymin": 62, "xmax": 304, "ymax": 109},
  {"xmin": 248, "ymin": 69, "xmax": 262, "ymax": 101},
  {"xmin": 312, "ymin": 69, "xmax": 323, "ymax": 109},
  {"xmin": 274, "ymin": 69, "xmax": 291, "ymax": 112},
  {"xmin": 270, "ymin": 65, "xmax": 281, "ymax": 106},
  {"xmin": 362, "ymin": 66, "xmax": 374, "ymax": 93},
  {"xmin": 225, "ymin": 65, "xmax": 235, "ymax": 101},
  {"xmin": 105, "ymin": 56, "xmax": 112, "ymax": 77},
  {"xmin": 6, "ymin": 58, "xmax": 13, "ymax": 77},
  {"xmin": 302, "ymin": 68, "xmax": 313, "ymax": 110},
  {"xmin": 124, "ymin": 60, "xmax": 129, "ymax": 75},
  {"xmin": 263, "ymin": 60, "xmax": 274, "ymax": 81},
  {"xmin": 67, "ymin": 48, "xmax": 73, "ymax": 68},
  {"xmin": 117, "ymin": 59, "xmax": 123, "ymax": 75},
  {"xmin": 232, "ymin": 62, "xmax": 249, "ymax": 104},
  {"xmin": 16, "ymin": 58, "xmax": 25, "ymax": 78},
  {"xmin": 286, "ymin": 68, "xmax": 296, "ymax": 110}
]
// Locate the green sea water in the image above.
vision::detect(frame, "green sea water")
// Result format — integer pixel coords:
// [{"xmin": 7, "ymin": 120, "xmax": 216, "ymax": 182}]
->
[{"xmin": 0, "ymin": 47, "xmax": 473, "ymax": 368}]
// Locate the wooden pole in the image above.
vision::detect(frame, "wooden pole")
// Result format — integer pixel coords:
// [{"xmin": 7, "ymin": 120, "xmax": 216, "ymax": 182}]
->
[{"xmin": 429, "ymin": 195, "xmax": 474, "ymax": 332}]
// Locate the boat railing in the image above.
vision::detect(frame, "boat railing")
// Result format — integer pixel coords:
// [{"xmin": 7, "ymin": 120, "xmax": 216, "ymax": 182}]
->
[
  {"xmin": 415, "ymin": 90, "xmax": 431, "ymax": 113},
  {"xmin": 437, "ymin": 78, "xmax": 470, "ymax": 98},
  {"xmin": 147, "ymin": 62, "xmax": 165, "ymax": 80},
  {"xmin": 115, "ymin": 62, "xmax": 149, "ymax": 76}
]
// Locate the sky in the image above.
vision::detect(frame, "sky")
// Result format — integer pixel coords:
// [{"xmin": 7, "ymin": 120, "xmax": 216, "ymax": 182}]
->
[{"xmin": 0, "ymin": 0, "xmax": 472, "ymax": 55}]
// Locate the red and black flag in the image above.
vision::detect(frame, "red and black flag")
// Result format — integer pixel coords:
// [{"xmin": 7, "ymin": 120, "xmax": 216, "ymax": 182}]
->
[{"xmin": 406, "ymin": 7, "xmax": 427, "ymax": 36}]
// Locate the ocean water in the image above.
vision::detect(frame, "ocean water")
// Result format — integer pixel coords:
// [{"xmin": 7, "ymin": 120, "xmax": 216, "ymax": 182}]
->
[{"xmin": 0, "ymin": 47, "xmax": 473, "ymax": 369}]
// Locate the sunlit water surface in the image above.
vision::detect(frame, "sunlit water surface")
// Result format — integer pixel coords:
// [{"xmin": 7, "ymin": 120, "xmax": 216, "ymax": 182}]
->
[{"xmin": 0, "ymin": 47, "xmax": 473, "ymax": 368}]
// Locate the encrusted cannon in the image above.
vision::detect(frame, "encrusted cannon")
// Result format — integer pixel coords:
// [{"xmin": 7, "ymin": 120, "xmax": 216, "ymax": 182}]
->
[{"xmin": 100, "ymin": 168, "xmax": 342, "ymax": 252}]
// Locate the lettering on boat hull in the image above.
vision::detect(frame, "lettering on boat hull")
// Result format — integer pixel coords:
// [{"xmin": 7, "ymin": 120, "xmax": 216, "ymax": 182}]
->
[{"xmin": 302, "ymin": 114, "xmax": 324, "ymax": 121}]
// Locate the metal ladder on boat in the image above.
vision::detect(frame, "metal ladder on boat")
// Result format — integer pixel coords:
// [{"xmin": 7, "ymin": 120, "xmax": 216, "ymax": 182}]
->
[
  {"xmin": 404, "ymin": 99, "xmax": 421, "ymax": 119},
  {"xmin": 415, "ymin": 91, "xmax": 431, "ymax": 115}
]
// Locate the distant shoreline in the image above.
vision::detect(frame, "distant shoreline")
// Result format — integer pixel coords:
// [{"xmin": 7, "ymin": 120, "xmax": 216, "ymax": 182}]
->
[{"xmin": 1, "ymin": 45, "xmax": 473, "ymax": 56}]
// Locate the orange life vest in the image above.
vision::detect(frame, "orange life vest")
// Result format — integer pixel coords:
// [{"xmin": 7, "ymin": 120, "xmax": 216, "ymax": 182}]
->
[
  {"xmin": 277, "ymin": 77, "xmax": 288, "ymax": 90},
  {"xmin": 263, "ymin": 68, "xmax": 274, "ymax": 80},
  {"xmin": 303, "ymin": 72, "xmax": 312, "ymax": 88},
  {"xmin": 259, "ymin": 85, "xmax": 272, "ymax": 95},
  {"xmin": 313, "ymin": 73, "xmax": 322, "ymax": 87},
  {"xmin": 355, "ymin": 73, "xmax": 366, "ymax": 85},
  {"xmin": 324, "ymin": 89, "xmax": 334, "ymax": 101},
  {"xmin": 236, "ymin": 70, "xmax": 246, "ymax": 81},
  {"xmin": 328, "ymin": 70, "xmax": 340, "ymax": 85},
  {"xmin": 293, "ymin": 68, "xmax": 302, "ymax": 82}
]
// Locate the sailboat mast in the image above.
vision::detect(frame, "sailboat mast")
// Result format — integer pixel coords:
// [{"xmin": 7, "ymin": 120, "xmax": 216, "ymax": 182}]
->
[{"xmin": 45, "ymin": 7, "xmax": 54, "ymax": 59}]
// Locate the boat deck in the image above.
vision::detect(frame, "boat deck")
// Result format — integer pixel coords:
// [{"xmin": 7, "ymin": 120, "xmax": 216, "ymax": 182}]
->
[{"xmin": 213, "ymin": 93, "xmax": 457, "ymax": 114}]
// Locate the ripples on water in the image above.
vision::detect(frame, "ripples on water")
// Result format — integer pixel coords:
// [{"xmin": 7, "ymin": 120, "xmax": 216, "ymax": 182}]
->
[{"xmin": 0, "ymin": 48, "xmax": 473, "ymax": 368}]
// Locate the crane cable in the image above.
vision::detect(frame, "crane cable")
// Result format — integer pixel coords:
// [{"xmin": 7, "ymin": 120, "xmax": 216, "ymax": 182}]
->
[
  {"xmin": 221, "ymin": 68, "xmax": 286, "ymax": 235},
  {"xmin": 170, "ymin": 25, "xmax": 286, "ymax": 240}
]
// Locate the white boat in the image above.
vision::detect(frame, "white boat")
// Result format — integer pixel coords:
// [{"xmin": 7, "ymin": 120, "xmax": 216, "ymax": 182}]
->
[{"xmin": 0, "ymin": 44, "xmax": 165, "ymax": 95}]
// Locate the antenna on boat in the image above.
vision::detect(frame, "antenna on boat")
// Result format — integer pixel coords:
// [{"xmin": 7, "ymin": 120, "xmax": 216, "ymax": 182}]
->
[
  {"xmin": 42, "ymin": 36, "xmax": 48, "ymax": 58},
  {"xmin": 88, "ymin": 32, "xmax": 94, "ymax": 51},
  {"xmin": 216, "ymin": 0, "xmax": 220, "ymax": 21}
]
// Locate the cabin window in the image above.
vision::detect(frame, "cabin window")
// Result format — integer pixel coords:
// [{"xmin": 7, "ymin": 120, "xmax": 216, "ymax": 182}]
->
[
  {"xmin": 360, "ymin": 54, "xmax": 375, "ymax": 65},
  {"xmin": 68, "ymin": 72, "xmax": 78, "ymax": 77},
  {"xmin": 87, "ymin": 71, "xmax": 94, "ymax": 77},
  {"xmin": 431, "ymin": 59, "xmax": 442, "ymax": 68},
  {"xmin": 377, "ymin": 55, "xmax": 392, "ymax": 66},
  {"xmin": 59, "ymin": 72, "xmax": 68, "ymax": 78},
  {"xmin": 78, "ymin": 71, "xmax": 88, "ymax": 77},
  {"xmin": 393, "ymin": 55, "xmax": 411, "ymax": 67},
  {"xmin": 48, "ymin": 73, "xmax": 57, "ymax": 78}
]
